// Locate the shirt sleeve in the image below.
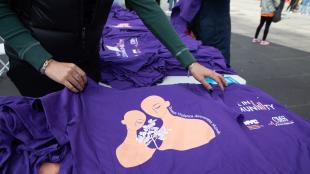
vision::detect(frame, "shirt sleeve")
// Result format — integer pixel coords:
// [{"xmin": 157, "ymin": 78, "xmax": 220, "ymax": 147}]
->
[
  {"xmin": 125, "ymin": 0, "xmax": 197, "ymax": 68},
  {"xmin": 0, "ymin": 0, "xmax": 52, "ymax": 71}
]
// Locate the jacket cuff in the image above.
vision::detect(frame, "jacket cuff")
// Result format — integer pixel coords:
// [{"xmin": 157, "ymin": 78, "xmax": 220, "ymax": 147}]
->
[
  {"xmin": 20, "ymin": 43, "xmax": 52, "ymax": 71},
  {"xmin": 176, "ymin": 49, "xmax": 197, "ymax": 68}
]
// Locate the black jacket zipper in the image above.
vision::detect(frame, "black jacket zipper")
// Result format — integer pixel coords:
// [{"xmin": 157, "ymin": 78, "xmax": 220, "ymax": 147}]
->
[
  {"xmin": 80, "ymin": 0, "xmax": 86, "ymax": 50},
  {"xmin": 81, "ymin": 26, "xmax": 86, "ymax": 49}
]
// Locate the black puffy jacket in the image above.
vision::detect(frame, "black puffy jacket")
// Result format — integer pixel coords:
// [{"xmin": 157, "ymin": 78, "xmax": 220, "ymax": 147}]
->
[{"xmin": 7, "ymin": 0, "xmax": 114, "ymax": 80}]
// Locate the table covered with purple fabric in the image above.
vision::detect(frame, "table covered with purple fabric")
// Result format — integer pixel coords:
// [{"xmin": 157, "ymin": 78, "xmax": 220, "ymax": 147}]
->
[{"xmin": 1, "ymin": 80, "xmax": 310, "ymax": 174}]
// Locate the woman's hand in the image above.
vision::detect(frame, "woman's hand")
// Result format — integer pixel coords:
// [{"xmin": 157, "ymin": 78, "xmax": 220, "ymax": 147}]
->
[
  {"xmin": 189, "ymin": 62, "xmax": 227, "ymax": 91},
  {"xmin": 44, "ymin": 60, "xmax": 87, "ymax": 93}
]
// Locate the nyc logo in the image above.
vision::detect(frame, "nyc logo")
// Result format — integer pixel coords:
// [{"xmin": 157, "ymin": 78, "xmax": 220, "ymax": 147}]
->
[{"xmin": 243, "ymin": 119, "xmax": 264, "ymax": 130}]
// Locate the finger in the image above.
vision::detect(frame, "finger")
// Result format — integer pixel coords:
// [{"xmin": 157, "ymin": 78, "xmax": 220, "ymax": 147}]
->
[
  {"xmin": 73, "ymin": 66, "xmax": 87, "ymax": 84},
  {"xmin": 72, "ymin": 71, "xmax": 85, "ymax": 86},
  {"xmin": 70, "ymin": 67, "xmax": 86, "ymax": 89},
  {"xmin": 71, "ymin": 71, "xmax": 86, "ymax": 90},
  {"xmin": 216, "ymin": 76, "xmax": 225, "ymax": 91},
  {"xmin": 199, "ymin": 78, "xmax": 213, "ymax": 91},
  {"xmin": 210, "ymin": 74, "xmax": 225, "ymax": 91},
  {"xmin": 68, "ymin": 75, "xmax": 84, "ymax": 91},
  {"xmin": 64, "ymin": 81, "xmax": 79, "ymax": 93},
  {"xmin": 219, "ymin": 75, "xmax": 228, "ymax": 87},
  {"xmin": 211, "ymin": 72, "xmax": 226, "ymax": 89}
]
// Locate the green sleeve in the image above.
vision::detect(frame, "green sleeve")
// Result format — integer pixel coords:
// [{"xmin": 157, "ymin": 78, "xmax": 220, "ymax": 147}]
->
[
  {"xmin": 0, "ymin": 0, "xmax": 52, "ymax": 71},
  {"xmin": 125, "ymin": 0, "xmax": 196, "ymax": 68}
]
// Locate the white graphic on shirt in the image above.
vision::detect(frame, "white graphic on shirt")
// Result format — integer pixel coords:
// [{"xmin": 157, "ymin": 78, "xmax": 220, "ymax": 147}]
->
[
  {"xmin": 105, "ymin": 45, "xmax": 121, "ymax": 52},
  {"xmin": 168, "ymin": 106, "xmax": 221, "ymax": 134},
  {"xmin": 268, "ymin": 116, "xmax": 294, "ymax": 127},
  {"xmin": 117, "ymin": 39, "xmax": 128, "ymax": 58},
  {"xmin": 130, "ymin": 38, "xmax": 138, "ymax": 46},
  {"xmin": 105, "ymin": 38, "xmax": 142, "ymax": 58},
  {"xmin": 237, "ymin": 100, "xmax": 275, "ymax": 113},
  {"xmin": 132, "ymin": 49, "xmax": 141, "ymax": 55},
  {"xmin": 105, "ymin": 39, "xmax": 128, "ymax": 58},
  {"xmin": 243, "ymin": 119, "xmax": 264, "ymax": 130},
  {"xmin": 137, "ymin": 119, "xmax": 168, "ymax": 149},
  {"xmin": 112, "ymin": 23, "xmax": 132, "ymax": 28},
  {"xmin": 130, "ymin": 38, "xmax": 141, "ymax": 55}
]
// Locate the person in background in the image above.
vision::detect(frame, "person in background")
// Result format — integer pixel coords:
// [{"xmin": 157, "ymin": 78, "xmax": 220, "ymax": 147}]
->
[
  {"xmin": 278, "ymin": 0, "xmax": 286, "ymax": 13},
  {"xmin": 299, "ymin": 0, "xmax": 310, "ymax": 14},
  {"xmin": 191, "ymin": 0, "xmax": 232, "ymax": 67},
  {"xmin": 0, "ymin": 0, "xmax": 227, "ymax": 98},
  {"xmin": 252, "ymin": 0, "xmax": 280, "ymax": 45},
  {"xmin": 287, "ymin": 0, "xmax": 300, "ymax": 12}
]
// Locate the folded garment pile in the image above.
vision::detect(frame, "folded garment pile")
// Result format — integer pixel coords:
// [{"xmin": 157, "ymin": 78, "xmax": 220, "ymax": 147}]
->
[
  {"xmin": 1, "ymin": 80, "xmax": 310, "ymax": 174},
  {"xmin": 100, "ymin": 5, "xmax": 234, "ymax": 89}
]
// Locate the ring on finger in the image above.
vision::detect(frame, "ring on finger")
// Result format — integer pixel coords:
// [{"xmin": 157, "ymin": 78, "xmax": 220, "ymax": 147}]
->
[{"xmin": 75, "ymin": 74, "xmax": 81, "ymax": 81}]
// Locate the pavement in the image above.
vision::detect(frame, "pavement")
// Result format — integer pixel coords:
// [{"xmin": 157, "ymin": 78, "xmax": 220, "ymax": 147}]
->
[
  {"xmin": 1, "ymin": 0, "xmax": 310, "ymax": 119},
  {"xmin": 231, "ymin": 0, "xmax": 310, "ymax": 53},
  {"xmin": 230, "ymin": 0, "xmax": 310, "ymax": 119}
]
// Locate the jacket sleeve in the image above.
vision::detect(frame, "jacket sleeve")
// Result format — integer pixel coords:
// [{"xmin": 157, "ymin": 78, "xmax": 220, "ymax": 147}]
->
[
  {"xmin": 125, "ymin": 0, "xmax": 196, "ymax": 68},
  {"xmin": 0, "ymin": 0, "xmax": 52, "ymax": 71}
]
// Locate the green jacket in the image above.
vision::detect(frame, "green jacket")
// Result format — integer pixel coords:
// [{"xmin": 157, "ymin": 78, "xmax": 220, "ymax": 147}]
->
[{"xmin": 0, "ymin": 0, "xmax": 196, "ymax": 71}]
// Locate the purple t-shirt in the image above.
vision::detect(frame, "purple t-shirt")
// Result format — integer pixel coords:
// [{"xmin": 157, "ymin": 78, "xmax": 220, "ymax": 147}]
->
[
  {"xmin": 40, "ymin": 80, "xmax": 279, "ymax": 174},
  {"xmin": 212, "ymin": 84, "xmax": 310, "ymax": 174},
  {"xmin": 2, "ymin": 82, "xmax": 309, "ymax": 174},
  {"xmin": 0, "ymin": 97, "xmax": 71, "ymax": 174}
]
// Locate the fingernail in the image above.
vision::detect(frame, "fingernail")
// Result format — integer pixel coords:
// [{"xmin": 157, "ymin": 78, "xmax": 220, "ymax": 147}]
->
[{"xmin": 208, "ymin": 89, "xmax": 213, "ymax": 93}]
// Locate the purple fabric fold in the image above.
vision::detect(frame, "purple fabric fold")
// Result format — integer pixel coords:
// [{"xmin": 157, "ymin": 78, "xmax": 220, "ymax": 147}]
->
[
  {"xmin": 0, "ymin": 97, "xmax": 71, "ymax": 174},
  {"xmin": 170, "ymin": 0, "xmax": 202, "ymax": 34}
]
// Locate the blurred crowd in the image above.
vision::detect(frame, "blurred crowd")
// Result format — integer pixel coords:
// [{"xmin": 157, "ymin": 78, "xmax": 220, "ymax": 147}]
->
[{"xmin": 287, "ymin": 0, "xmax": 310, "ymax": 15}]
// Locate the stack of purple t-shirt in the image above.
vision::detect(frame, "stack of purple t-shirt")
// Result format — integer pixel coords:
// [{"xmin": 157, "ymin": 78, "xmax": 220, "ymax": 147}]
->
[{"xmin": 100, "ymin": 5, "xmax": 234, "ymax": 89}]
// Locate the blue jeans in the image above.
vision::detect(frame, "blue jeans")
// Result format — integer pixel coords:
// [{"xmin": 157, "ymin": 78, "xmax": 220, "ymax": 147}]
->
[{"xmin": 300, "ymin": 0, "xmax": 310, "ymax": 14}]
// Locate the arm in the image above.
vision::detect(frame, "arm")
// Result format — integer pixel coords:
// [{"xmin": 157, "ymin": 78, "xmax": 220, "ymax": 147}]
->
[
  {"xmin": 0, "ymin": 0, "xmax": 86, "ymax": 93},
  {"xmin": 126, "ymin": 0, "xmax": 226, "ymax": 90},
  {"xmin": 0, "ymin": 0, "xmax": 51, "ymax": 70},
  {"xmin": 125, "ymin": 0, "xmax": 195, "ymax": 68}
]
